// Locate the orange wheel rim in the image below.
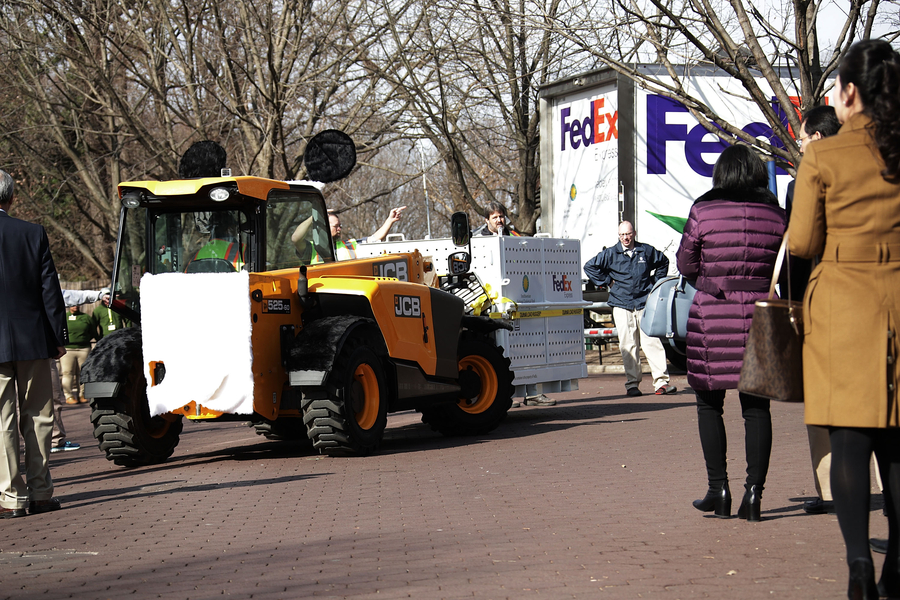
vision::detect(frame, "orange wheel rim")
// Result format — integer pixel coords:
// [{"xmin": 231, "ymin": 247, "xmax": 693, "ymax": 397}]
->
[
  {"xmin": 147, "ymin": 417, "xmax": 173, "ymax": 439},
  {"xmin": 353, "ymin": 363, "xmax": 380, "ymax": 430},
  {"xmin": 458, "ymin": 355, "xmax": 498, "ymax": 414}
]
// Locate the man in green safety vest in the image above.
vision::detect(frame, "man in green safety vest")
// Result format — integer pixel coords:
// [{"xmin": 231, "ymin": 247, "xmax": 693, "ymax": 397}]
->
[
  {"xmin": 328, "ymin": 207, "xmax": 406, "ymax": 261},
  {"xmin": 185, "ymin": 211, "xmax": 245, "ymax": 273}
]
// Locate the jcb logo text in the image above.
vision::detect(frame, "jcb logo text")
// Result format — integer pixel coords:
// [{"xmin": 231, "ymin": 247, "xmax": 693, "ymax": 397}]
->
[
  {"xmin": 374, "ymin": 260, "xmax": 408, "ymax": 281},
  {"xmin": 394, "ymin": 295, "xmax": 421, "ymax": 318}
]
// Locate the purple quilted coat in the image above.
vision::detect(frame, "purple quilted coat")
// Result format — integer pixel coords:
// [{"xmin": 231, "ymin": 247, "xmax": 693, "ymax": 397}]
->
[{"xmin": 675, "ymin": 187, "xmax": 786, "ymax": 391}]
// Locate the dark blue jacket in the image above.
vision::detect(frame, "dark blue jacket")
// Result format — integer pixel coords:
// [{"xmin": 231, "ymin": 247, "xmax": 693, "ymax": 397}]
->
[
  {"xmin": 0, "ymin": 210, "xmax": 68, "ymax": 362},
  {"xmin": 583, "ymin": 241, "xmax": 669, "ymax": 311}
]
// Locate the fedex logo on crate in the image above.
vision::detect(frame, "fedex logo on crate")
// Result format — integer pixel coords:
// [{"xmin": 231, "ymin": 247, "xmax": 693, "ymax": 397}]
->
[
  {"xmin": 552, "ymin": 274, "xmax": 573, "ymax": 293},
  {"xmin": 559, "ymin": 98, "xmax": 618, "ymax": 151},
  {"xmin": 646, "ymin": 95, "xmax": 793, "ymax": 178}
]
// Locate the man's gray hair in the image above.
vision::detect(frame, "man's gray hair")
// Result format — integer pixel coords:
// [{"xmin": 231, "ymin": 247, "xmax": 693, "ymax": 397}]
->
[{"xmin": 0, "ymin": 170, "xmax": 14, "ymax": 206}]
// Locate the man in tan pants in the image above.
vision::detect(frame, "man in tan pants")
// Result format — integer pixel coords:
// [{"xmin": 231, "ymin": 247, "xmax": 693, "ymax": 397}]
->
[{"xmin": 0, "ymin": 169, "xmax": 67, "ymax": 517}]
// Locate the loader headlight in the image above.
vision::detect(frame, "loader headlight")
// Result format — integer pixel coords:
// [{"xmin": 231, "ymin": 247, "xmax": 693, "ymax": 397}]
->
[
  {"xmin": 209, "ymin": 187, "xmax": 230, "ymax": 202},
  {"xmin": 121, "ymin": 191, "xmax": 141, "ymax": 208}
]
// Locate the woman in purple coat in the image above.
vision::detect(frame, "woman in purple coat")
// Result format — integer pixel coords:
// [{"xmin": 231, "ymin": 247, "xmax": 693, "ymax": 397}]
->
[{"xmin": 676, "ymin": 145, "xmax": 786, "ymax": 521}]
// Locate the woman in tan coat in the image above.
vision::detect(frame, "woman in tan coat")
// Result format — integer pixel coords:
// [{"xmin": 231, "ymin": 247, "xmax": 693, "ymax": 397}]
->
[{"xmin": 789, "ymin": 39, "xmax": 900, "ymax": 600}]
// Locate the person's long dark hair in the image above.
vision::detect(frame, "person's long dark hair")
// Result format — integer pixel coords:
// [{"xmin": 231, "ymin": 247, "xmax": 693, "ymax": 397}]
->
[
  {"xmin": 711, "ymin": 144, "xmax": 768, "ymax": 190},
  {"xmin": 839, "ymin": 39, "xmax": 900, "ymax": 181}
]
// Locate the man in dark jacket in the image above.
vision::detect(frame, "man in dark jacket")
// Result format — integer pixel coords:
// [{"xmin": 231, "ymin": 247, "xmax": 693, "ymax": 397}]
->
[
  {"xmin": 584, "ymin": 221, "xmax": 676, "ymax": 397},
  {"xmin": 0, "ymin": 169, "xmax": 67, "ymax": 517},
  {"xmin": 473, "ymin": 201, "xmax": 521, "ymax": 237},
  {"xmin": 786, "ymin": 105, "xmax": 841, "ymax": 518}
]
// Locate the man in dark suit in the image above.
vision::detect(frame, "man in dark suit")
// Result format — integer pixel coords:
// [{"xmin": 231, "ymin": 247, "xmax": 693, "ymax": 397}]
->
[{"xmin": 0, "ymin": 169, "xmax": 68, "ymax": 518}]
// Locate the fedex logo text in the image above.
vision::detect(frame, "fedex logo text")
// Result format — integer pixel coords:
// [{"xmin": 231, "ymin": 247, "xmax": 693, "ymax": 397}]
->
[
  {"xmin": 646, "ymin": 95, "xmax": 790, "ymax": 177},
  {"xmin": 560, "ymin": 98, "xmax": 618, "ymax": 151},
  {"xmin": 552, "ymin": 274, "xmax": 573, "ymax": 292}
]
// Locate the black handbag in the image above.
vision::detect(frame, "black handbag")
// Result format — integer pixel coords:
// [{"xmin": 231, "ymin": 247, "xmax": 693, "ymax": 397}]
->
[{"xmin": 737, "ymin": 234, "xmax": 804, "ymax": 402}]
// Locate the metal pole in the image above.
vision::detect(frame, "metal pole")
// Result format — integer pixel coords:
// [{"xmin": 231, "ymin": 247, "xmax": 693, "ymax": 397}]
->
[{"xmin": 420, "ymin": 145, "xmax": 432, "ymax": 239}]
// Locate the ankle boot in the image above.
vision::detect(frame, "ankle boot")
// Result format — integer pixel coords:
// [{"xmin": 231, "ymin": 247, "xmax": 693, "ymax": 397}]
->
[
  {"xmin": 877, "ymin": 543, "xmax": 900, "ymax": 598},
  {"xmin": 692, "ymin": 481, "xmax": 731, "ymax": 517},
  {"xmin": 737, "ymin": 484, "xmax": 763, "ymax": 522},
  {"xmin": 848, "ymin": 557, "xmax": 878, "ymax": 600}
]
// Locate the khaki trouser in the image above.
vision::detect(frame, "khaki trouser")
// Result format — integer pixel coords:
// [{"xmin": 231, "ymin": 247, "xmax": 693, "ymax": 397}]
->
[
  {"xmin": 59, "ymin": 347, "xmax": 90, "ymax": 401},
  {"xmin": 50, "ymin": 360, "xmax": 67, "ymax": 447},
  {"xmin": 612, "ymin": 306, "xmax": 670, "ymax": 391},
  {"xmin": 0, "ymin": 359, "xmax": 55, "ymax": 509},
  {"xmin": 808, "ymin": 425, "xmax": 882, "ymax": 501},
  {"xmin": 807, "ymin": 425, "xmax": 833, "ymax": 501}
]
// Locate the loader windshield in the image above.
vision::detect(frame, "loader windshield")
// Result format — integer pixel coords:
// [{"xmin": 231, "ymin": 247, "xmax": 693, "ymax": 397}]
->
[
  {"xmin": 265, "ymin": 190, "xmax": 334, "ymax": 269},
  {"xmin": 110, "ymin": 182, "xmax": 333, "ymax": 323},
  {"xmin": 168, "ymin": 210, "xmax": 250, "ymax": 274}
]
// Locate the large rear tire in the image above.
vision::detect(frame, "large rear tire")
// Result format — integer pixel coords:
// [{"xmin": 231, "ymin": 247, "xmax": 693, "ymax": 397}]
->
[
  {"xmin": 421, "ymin": 332, "xmax": 513, "ymax": 436},
  {"xmin": 302, "ymin": 330, "xmax": 388, "ymax": 456},
  {"xmin": 250, "ymin": 418, "xmax": 312, "ymax": 444},
  {"xmin": 89, "ymin": 356, "xmax": 183, "ymax": 467}
]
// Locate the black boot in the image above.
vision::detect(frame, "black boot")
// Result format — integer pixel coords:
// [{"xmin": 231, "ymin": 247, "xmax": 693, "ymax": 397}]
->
[
  {"xmin": 737, "ymin": 484, "xmax": 763, "ymax": 522},
  {"xmin": 848, "ymin": 558, "xmax": 878, "ymax": 600},
  {"xmin": 692, "ymin": 481, "xmax": 731, "ymax": 517},
  {"xmin": 877, "ymin": 540, "xmax": 900, "ymax": 598}
]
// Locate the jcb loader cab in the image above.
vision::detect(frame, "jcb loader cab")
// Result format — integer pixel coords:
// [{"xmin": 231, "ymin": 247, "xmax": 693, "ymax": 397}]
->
[{"xmin": 82, "ymin": 137, "xmax": 513, "ymax": 467}]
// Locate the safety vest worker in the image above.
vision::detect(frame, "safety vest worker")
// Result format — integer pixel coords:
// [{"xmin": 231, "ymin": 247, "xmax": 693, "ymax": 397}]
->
[
  {"xmin": 334, "ymin": 238, "xmax": 359, "ymax": 261},
  {"xmin": 188, "ymin": 239, "xmax": 244, "ymax": 271}
]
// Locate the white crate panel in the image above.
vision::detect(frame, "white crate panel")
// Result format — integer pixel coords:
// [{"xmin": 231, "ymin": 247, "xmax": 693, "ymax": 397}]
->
[
  {"xmin": 546, "ymin": 313, "xmax": 586, "ymax": 363},
  {"xmin": 497, "ymin": 240, "xmax": 546, "ymax": 304},
  {"xmin": 542, "ymin": 239, "xmax": 583, "ymax": 304},
  {"xmin": 354, "ymin": 239, "xmax": 457, "ymax": 268},
  {"xmin": 496, "ymin": 313, "xmax": 585, "ymax": 369},
  {"xmin": 513, "ymin": 368, "xmax": 586, "ymax": 394},
  {"xmin": 502, "ymin": 318, "xmax": 549, "ymax": 368}
]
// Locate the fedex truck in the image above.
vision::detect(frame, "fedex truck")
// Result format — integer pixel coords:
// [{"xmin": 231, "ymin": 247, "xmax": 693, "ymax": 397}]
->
[{"xmin": 538, "ymin": 64, "xmax": 805, "ymax": 273}]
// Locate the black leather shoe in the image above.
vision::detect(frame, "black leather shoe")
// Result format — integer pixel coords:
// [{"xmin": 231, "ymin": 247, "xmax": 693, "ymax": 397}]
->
[
  {"xmin": 804, "ymin": 498, "xmax": 835, "ymax": 514},
  {"xmin": 870, "ymin": 538, "xmax": 888, "ymax": 555},
  {"xmin": 626, "ymin": 387, "xmax": 642, "ymax": 397},
  {"xmin": 737, "ymin": 485, "xmax": 763, "ymax": 522},
  {"xmin": 28, "ymin": 498, "xmax": 61, "ymax": 515},
  {"xmin": 0, "ymin": 506, "xmax": 26, "ymax": 519},
  {"xmin": 848, "ymin": 557, "xmax": 878, "ymax": 600},
  {"xmin": 692, "ymin": 481, "xmax": 731, "ymax": 517}
]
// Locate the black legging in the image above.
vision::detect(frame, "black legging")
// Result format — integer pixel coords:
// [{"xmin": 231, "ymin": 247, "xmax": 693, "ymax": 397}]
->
[
  {"xmin": 830, "ymin": 427, "xmax": 900, "ymax": 567},
  {"xmin": 695, "ymin": 389, "xmax": 772, "ymax": 488}
]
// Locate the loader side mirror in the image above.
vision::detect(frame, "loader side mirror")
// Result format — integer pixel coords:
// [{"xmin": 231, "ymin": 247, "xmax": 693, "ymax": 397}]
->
[
  {"xmin": 448, "ymin": 251, "xmax": 471, "ymax": 275},
  {"xmin": 451, "ymin": 212, "xmax": 470, "ymax": 247}
]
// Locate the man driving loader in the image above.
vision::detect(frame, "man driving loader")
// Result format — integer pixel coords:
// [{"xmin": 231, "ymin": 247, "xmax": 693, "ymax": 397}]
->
[{"xmin": 185, "ymin": 211, "xmax": 245, "ymax": 273}]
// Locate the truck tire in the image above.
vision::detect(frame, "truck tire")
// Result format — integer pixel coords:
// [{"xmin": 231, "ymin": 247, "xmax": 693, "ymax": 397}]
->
[
  {"xmin": 89, "ymin": 356, "xmax": 183, "ymax": 467},
  {"xmin": 250, "ymin": 418, "xmax": 312, "ymax": 444},
  {"xmin": 302, "ymin": 332, "xmax": 388, "ymax": 456},
  {"xmin": 421, "ymin": 332, "xmax": 513, "ymax": 436}
]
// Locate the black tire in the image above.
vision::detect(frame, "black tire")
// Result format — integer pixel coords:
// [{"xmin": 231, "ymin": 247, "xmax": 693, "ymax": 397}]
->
[
  {"xmin": 89, "ymin": 355, "xmax": 183, "ymax": 467},
  {"xmin": 302, "ymin": 330, "xmax": 388, "ymax": 456},
  {"xmin": 250, "ymin": 418, "xmax": 312, "ymax": 444},
  {"xmin": 420, "ymin": 331, "xmax": 514, "ymax": 436}
]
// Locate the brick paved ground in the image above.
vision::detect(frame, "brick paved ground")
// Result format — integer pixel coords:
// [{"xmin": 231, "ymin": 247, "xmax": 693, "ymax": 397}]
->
[{"xmin": 0, "ymin": 372, "xmax": 883, "ymax": 599}]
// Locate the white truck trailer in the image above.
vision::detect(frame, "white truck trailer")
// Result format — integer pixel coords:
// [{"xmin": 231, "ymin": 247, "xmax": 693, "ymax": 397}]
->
[{"xmin": 538, "ymin": 64, "xmax": 801, "ymax": 272}]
